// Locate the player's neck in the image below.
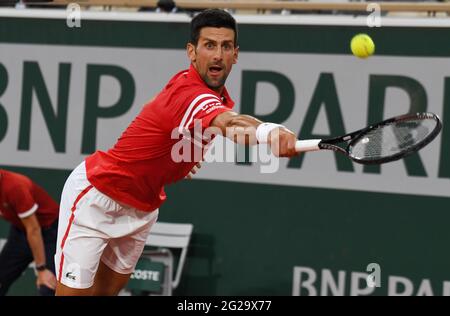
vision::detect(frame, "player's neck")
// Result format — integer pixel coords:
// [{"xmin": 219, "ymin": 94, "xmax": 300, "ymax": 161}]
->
[{"xmin": 212, "ymin": 86, "xmax": 224, "ymax": 95}]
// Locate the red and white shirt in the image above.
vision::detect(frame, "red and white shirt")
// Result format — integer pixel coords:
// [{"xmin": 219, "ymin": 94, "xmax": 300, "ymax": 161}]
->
[
  {"xmin": 0, "ymin": 169, "xmax": 59, "ymax": 230},
  {"xmin": 86, "ymin": 64, "xmax": 234, "ymax": 211}
]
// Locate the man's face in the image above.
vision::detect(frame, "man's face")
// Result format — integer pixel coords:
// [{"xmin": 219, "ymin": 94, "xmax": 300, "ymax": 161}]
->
[{"xmin": 187, "ymin": 27, "xmax": 239, "ymax": 93}]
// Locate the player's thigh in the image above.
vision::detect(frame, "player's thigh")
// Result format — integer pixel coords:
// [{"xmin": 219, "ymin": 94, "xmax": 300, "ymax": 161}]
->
[
  {"xmin": 100, "ymin": 208, "xmax": 158, "ymax": 276},
  {"xmin": 55, "ymin": 230, "xmax": 108, "ymax": 290},
  {"xmin": 92, "ymin": 261, "xmax": 132, "ymax": 296}
]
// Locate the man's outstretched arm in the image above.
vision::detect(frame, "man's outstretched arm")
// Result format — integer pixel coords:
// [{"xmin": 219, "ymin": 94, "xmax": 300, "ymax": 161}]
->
[{"xmin": 210, "ymin": 111, "xmax": 298, "ymax": 157}]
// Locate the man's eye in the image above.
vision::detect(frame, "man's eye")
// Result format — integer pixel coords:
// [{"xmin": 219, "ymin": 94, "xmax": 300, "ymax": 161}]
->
[{"xmin": 206, "ymin": 43, "xmax": 214, "ymax": 49}]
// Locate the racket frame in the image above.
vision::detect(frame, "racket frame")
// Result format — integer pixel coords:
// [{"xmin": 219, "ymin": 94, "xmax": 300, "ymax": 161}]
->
[{"xmin": 316, "ymin": 112, "xmax": 442, "ymax": 165}]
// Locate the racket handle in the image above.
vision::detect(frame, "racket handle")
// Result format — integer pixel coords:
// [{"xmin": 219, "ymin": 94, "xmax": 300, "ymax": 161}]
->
[{"xmin": 295, "ymin": 139, "xmax": 321, "ymax": 152}]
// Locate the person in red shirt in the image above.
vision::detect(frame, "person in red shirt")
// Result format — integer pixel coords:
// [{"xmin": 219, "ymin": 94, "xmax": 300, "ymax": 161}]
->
[
  {"xmin": 55, "ymin": 9, "xmax": 299, "ymax": 296},
  {"xmin": 0, "ymin": 169, "xmax": 59, "ymax": 296}
]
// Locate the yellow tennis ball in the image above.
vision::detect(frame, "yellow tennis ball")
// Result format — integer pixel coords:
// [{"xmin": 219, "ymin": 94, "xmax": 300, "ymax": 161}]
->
[{"xmin": 350, "ymin": 34, "xmax": 375, "ymax": 59}]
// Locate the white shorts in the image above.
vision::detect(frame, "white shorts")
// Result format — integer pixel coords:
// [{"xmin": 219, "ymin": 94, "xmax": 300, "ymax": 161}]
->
[{"xmin": 55, "ymin": 161, "xmax": 158, "ymax": 289}]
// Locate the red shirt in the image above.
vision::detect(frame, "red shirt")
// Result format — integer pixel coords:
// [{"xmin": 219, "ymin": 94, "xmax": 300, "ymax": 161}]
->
[
  {"xmin": 0, "ymin": 170, "xmax": 59, "ymax": 230},
  {"xmin": 86, "ymin": 65, "xmax": 234, "ymax": 211}
]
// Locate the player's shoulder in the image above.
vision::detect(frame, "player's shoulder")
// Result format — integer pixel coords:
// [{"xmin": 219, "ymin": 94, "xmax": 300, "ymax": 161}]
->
[
  {"xmin": 166, "ymin": 69, "xmax": 190, "ymax": 88},
  {"xmin": 173, "ymin": 74, "xmax": 208, "ymax": 94},
  {"xmin": 162, "ymin": 68, "xmax": 222, "ymax": 112},
  {"xmin": 168, "ymin": 76, "xmax": 218, "ymax": 103},
  {"xmin": 185, "ymin": 85, "xmax": 219, "ymax": 100},
  {"xmin": 174, "ymin": 89, "xmax": 222, "ymax": 119},
  {"xmin": 167, "ymin": 68, "xmax": 213, "ymax": 94}
]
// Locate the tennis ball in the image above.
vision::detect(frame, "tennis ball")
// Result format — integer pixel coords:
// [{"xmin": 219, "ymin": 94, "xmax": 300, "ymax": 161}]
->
[{"xmin": 350, "ymin": 33, "xmax": 375, "ymax": 59}]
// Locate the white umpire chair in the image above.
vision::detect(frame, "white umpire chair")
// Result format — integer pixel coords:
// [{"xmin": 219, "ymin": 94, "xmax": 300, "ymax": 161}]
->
[
  {"xmin": 0, "ymin": 238, "xmax": 6, "ymax": 252},
  {"xmin": 140, "ymin": 221, "xmax": 194, "ymax": 296}
]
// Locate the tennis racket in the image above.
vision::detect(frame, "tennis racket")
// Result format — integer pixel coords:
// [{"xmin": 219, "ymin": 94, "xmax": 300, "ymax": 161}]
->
[{"xmin": 294, "ymin": 112, "xmax": 442, "ymax": 165}]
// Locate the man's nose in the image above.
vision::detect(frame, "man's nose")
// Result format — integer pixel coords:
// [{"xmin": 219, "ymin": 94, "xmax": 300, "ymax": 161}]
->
[{"xmin": 213, "ymin": 47, "xmax": 223, "ymax": 60}]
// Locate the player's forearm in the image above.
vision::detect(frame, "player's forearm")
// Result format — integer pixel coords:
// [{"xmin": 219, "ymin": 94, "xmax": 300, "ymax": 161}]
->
[
  {"xmin": 26, "ymin": 228, "xmax": 46, "ymax": 266},
  {"xmin": 222, "ymin": 114, "xmax": 263, "ymax": 145},
  {"xmin": 211, "ymin": 111, "xmax": 292, "ymax": 148}
]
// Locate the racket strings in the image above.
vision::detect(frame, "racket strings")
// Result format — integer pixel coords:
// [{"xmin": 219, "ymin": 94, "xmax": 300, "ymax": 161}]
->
[{"xmin": 350, "ymin": 119, "xmax": 436, "ymax": 160}]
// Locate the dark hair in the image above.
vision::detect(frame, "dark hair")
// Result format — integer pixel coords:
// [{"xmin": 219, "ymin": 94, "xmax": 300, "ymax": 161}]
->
[{"xmin": 189, "ymin": 9, "xmax": 238, "ymax": 47}]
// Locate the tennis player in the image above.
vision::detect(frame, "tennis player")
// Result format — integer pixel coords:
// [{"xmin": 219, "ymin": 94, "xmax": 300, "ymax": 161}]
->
[{"xmin": 55, "ymin": 8, "xmax": 299, "ymax": 296}]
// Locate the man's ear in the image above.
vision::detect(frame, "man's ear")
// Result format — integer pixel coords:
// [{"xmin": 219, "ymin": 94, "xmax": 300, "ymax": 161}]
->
[
  {"xmin": 187, "ymin": 43, "xmax": 196, "ymax": 63},
  {"xmin": 233, "ymin": 46, "xmax": 239, "ymax": 65}
]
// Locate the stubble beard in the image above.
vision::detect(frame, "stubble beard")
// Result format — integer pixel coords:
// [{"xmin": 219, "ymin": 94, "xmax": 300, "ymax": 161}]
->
[{"xmin": 202, "ymin": 73, "xmax": 228, "ymax": 91}]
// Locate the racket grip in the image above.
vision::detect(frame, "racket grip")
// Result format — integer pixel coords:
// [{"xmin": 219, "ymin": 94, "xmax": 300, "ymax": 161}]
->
[{"xmin": 295, "ymin": 139, "xmax": 321, "ymax": 152}]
